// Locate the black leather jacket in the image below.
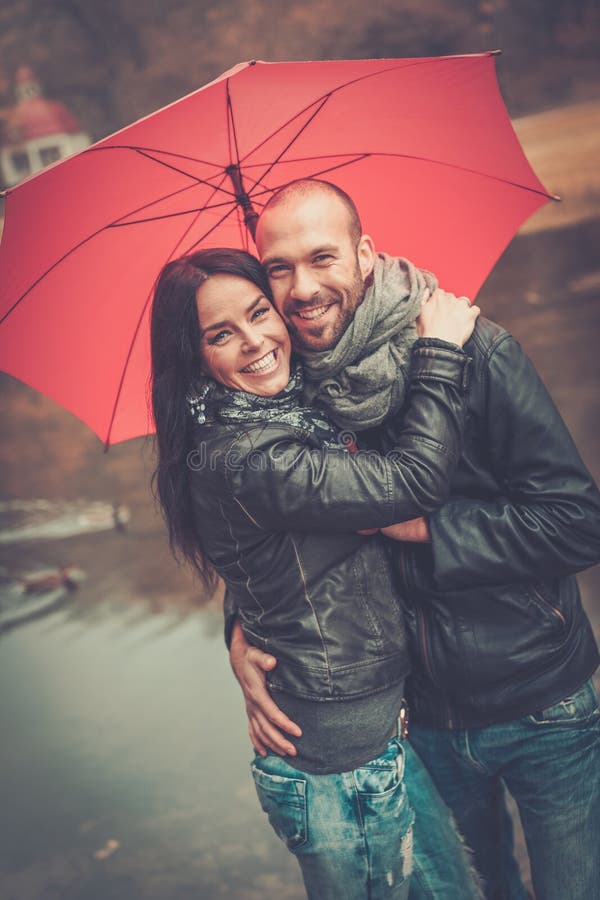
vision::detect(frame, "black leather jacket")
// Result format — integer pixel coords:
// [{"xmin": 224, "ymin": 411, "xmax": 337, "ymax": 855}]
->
[
  {"xmin": 380, "ymin": 318, "xmax": 600, "ymax": 728},
  {"xmin": 191, "ymin": 341, "xmax": 471, "ymax": 703}
]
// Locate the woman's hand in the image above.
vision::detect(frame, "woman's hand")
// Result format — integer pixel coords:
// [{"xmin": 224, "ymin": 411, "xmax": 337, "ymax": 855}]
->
[
  {"xmin": 229, "ymin": 620, "xmax": 302, "ymax": 757},
  {"xmin": 418, "ymin": 287, "xmax": 480, "ymax": 347}
]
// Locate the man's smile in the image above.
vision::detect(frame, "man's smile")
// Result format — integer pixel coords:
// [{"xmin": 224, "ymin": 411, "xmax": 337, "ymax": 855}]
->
[{"xmin": 295, "ymin": 303, "xmax": 336, "ymax": 321}]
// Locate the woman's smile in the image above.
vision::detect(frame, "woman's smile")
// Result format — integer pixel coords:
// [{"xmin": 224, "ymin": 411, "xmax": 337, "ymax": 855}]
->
[
  {"xmin": 196, "ymin": 273, "xmax": 292, "ymax": 397},
  {"xmin": 240, "ymin": 347, "xmax": 280, "ymax": 375}
]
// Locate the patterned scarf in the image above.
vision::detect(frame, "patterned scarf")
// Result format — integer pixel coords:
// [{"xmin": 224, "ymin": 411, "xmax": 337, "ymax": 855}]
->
[{"xmin": 187, "ymin": 361, "xmax": 343, "ymax": 447}]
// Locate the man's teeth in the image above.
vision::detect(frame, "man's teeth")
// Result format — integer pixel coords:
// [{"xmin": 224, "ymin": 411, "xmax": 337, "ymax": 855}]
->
[
  {"xmin": 242, "ymin": 350, "xmax": 277, "ymax": 374},
  {"xmin": 297, "ymin": 305, "xmax": 332, "ymax": 320}
]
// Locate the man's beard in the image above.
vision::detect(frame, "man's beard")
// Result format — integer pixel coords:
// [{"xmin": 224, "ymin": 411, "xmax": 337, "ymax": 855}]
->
[{"xmin": 285, "ymin": 269, "xmax": 366, "ymax": 354}]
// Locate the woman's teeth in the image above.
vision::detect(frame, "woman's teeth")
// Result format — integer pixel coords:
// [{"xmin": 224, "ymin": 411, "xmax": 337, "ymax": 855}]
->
[{"xmin": 242, "ymin": 350, "xmax": 277, "ymax": 374}]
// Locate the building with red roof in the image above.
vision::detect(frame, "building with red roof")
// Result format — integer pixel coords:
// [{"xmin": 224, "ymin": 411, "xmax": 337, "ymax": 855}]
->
[{"xmin": 1, "ymin": 67, "xmax": 90, "ymax": 188}]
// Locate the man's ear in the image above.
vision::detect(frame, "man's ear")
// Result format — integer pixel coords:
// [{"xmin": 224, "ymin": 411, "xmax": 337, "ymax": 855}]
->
[{"xmin": 357, "ymin": 234, "xmax": 376, "ymax": 279}]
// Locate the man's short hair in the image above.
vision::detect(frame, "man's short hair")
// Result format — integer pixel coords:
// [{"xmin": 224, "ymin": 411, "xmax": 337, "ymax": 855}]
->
[{"xmin": 260, "ymin": 179, "xmax": 362, "ymax": 246}]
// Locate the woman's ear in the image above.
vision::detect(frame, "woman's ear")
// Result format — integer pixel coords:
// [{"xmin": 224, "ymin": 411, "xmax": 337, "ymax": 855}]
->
[{"xmin": 357, "ymin": 234, "xmax": 376, "ymax": 280}]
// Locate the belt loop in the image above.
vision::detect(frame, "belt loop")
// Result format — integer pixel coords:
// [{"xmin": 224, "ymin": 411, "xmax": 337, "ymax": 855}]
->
[{"xmin": 394, "ymin": 735, "xmax": 406, "ymax": 780}]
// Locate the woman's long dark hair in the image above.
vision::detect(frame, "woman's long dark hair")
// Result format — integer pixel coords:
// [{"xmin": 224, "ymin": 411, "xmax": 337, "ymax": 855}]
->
[{"xmin": 150, "ymin": 247, "xmax": 273, "ymax": 586}]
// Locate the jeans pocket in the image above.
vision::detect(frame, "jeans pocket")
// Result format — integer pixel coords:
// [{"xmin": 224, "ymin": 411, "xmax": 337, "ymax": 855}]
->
[
  {"xmin": 251, "ymin": 763, "xmax": 307, "ymax": 850},
  {"xmin": 353, "ymin": 738, "xmax": 405, "ymax": 796},
  {"xmin": 527, "ymin": 678, "xmax": 600, "ymax": 726},
  {"xmin": 353, "ymin": 741, "xmax": 415, "ymax": 842}
]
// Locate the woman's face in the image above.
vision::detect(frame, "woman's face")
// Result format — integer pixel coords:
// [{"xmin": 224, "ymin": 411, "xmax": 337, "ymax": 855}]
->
[{"xmin": 196, "ymin": 273, "xmax": 292, "ymax": 396}]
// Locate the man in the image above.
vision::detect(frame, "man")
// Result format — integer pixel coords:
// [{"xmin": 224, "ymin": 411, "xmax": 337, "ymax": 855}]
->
[{"xmin": 229, "ymin": 179, "xmax": 600, "ymax": 899}]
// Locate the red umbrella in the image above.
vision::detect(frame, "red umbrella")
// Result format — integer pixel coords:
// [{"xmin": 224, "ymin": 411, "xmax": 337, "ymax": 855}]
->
[{"xmin": 0, "ymin": 53, "xmax": 554, "ymax": 447}]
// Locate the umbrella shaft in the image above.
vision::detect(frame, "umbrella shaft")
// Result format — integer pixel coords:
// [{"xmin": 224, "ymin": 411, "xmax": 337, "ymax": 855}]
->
[{"xmin": 226, "ymin": 164, "xmax": 258, "ymax": 240}]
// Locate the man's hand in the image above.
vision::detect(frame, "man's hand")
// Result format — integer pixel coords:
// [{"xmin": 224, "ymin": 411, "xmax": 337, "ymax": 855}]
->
[
  {"xmin": 229, "ymin": 620, "xmax": 302, "ymax": 757},
  {"xmin": 380, "ymin": 517, "xmax": 431, "ymax": 542}
]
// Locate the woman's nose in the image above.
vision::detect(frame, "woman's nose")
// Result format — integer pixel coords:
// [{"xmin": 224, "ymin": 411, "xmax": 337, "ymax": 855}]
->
[{"xmin": 241, "ymin": 327, "xmax": 264, "ymax": 353}]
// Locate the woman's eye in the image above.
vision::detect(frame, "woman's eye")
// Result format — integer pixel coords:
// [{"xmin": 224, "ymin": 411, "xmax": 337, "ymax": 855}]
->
[
  {"xmin": 252, "ymin": 305, "xmax": 270, "ymax": 321},
  {"xmin": 209, "ymin": 330, "xmax": 230, "ymax": 345}
]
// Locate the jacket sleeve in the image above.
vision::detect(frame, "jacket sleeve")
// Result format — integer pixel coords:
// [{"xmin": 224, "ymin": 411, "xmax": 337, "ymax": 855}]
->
[
  {"xmin": 223, "ymin": 341, "xmax": 471, "ymax": 533},
  {"xmin": 426, "ymin": 334, "xmax": 600, "ymax": 588}
]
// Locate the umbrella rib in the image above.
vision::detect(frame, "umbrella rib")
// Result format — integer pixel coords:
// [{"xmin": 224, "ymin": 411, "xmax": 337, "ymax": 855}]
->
[
  {"xmin": 235, "ymin": 167, "xmax": 271, "ymax": 197},
  {"xmin": 0, "ymin": 221, "xmax": 130, "ymax": 326},
  {"xmin": 109, "ymin": 197, "xmax": 237, "ymax": 228},
  {"xmin": 111, "ymin": 181, "xmax": 213, "ymax": 225},
  {"xmin": 351, "ymin": 151, "xmax": 556, "ymax": 200},
  {"xmin": 247, "ymin": 151, "xmax": 554, "ymax": 202},
  {"xmin": 133, "ymin": 148, "xmax": 236, "ymax": 198},
  {"xmin": 104, "ymin": 175, "xmax": 232, "ymax": 448},
  {"xmin": 226, "ymin": 79, "xmax": 242, "ymax": 169},
  {"xmin": 239, "ymin": 55, "xmax": 474, "ymax": 166},
  {"xmin": 88, "ymin": 145, "xmax": 236, "ymax": 201},
  {"xmin": 243, "ymin": 155, "xmax": 370, "ymax": 201},
  {"xmin": 250, "ymin": 95, "xmax": 332, "ymax": 189},
  {"xmin": 242, "ymin": 153, "xmax": 365, "ymax": 169},
  {"xmin": 184, "ymin": 201, "xmax": 239, "ymax": 255},
  {"xmin": 0, "ymin": 181, "xmax": 215, "ymax": 325},
  {"xmin": 87, "ymin": 144, "xmax": 225, "ymax": 172},
  {"xmin": 249, "ymin": 155, "xmax": 371, "ymax": 201}
]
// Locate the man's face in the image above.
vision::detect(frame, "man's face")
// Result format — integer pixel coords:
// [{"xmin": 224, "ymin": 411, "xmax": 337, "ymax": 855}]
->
[{"xmin": 256, "ymin": 192, "xmax": 375, "ymax": 352}]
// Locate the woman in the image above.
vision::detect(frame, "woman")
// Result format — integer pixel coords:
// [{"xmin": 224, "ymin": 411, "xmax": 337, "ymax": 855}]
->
[{"xmin": 150, "ymin": 247, "xmax": 479, "ymax": 900}]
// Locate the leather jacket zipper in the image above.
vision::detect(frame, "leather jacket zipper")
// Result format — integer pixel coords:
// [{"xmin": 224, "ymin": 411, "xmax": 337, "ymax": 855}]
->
[{"xmin": 531, "ymin": 586, "xmax": 566, "ymax": 626}]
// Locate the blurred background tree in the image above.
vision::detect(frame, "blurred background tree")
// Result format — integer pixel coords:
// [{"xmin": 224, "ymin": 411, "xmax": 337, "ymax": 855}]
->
[{"xmin": 0, "ymin": 0, "xmax": 597, "ymax": 142}]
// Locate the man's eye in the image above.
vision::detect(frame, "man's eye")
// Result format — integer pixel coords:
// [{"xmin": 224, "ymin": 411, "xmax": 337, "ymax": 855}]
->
[
  {"xmin": 314, "ymin": 254, "xmax": 333, "ymax": 264},
  {"xmin": 267, "ymin": 265, "xmax": 289, "ymax": 278}
]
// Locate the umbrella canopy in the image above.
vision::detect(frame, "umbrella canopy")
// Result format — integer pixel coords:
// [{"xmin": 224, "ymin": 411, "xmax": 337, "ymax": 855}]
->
[{"xmin": 0, "ymin": 53, "xmax": 554, "ymax": 447}]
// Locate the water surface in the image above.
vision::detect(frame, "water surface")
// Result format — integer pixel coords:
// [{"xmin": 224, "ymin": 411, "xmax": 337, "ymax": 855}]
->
[{"xmin": 0, "ymin": 594, "xmax": 304, "ymax": 899}]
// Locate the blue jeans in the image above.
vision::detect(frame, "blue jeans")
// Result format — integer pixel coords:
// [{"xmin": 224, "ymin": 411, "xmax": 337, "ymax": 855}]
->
[
  {"xmin": 403, "ymin": 741, "xmax": 483, "ymax": 900},
  {"xmin": 252, "ymin": 737, "xmax": 413, "ymax": 899},
  {"xmin": 252, "ymin": 736, "xmax": 482, "ymax": 899},
  {"xmin": 409, "ymin": 678, "xmax": 600, "ymax": 900}
]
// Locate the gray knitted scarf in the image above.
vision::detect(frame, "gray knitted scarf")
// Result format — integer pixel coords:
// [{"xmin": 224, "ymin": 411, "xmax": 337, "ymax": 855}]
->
[{"xmin": 302, "ymin": 253, "xmax": 437, "ymax": 430}]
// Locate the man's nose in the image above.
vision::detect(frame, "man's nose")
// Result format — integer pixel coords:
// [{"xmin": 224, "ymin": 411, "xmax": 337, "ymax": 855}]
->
[{"xmin": 290, "ymin": 267, "xmax": 320, "ymax": 302}]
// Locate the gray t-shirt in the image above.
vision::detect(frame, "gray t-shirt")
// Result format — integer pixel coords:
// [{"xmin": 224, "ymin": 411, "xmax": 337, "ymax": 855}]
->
[{"xmin": 268, "ymin": 680, "xmax": 405, "ymax": 775}]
